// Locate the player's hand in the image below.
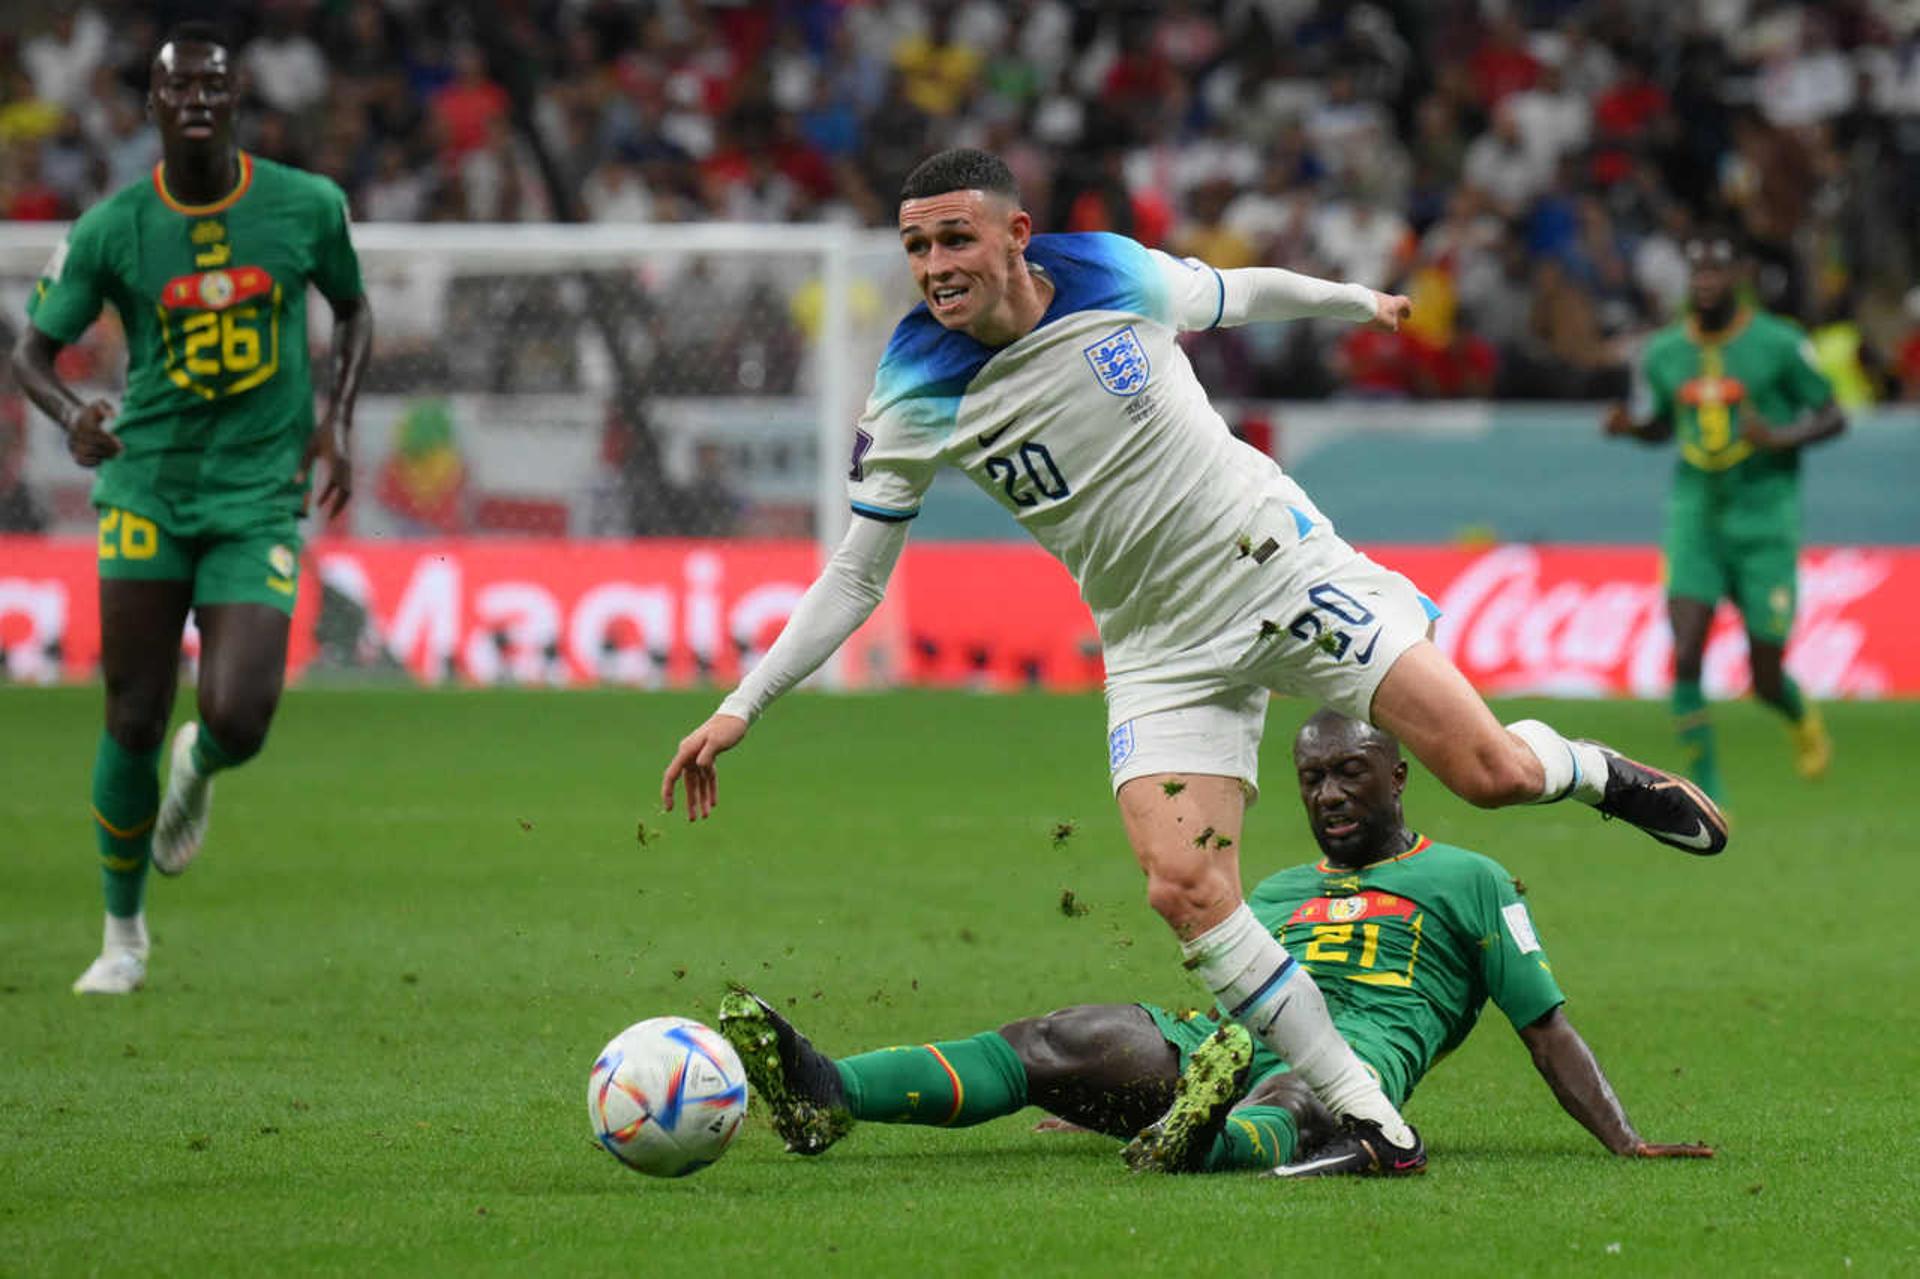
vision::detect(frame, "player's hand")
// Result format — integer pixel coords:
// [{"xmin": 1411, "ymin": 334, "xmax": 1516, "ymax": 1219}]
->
[
  {"xmin": 1626, "ymin": 1140, "xmax": 1715, "ymax": 1158},
  {"xmin": 1365, "ymin": 290, "xmax": 1412, "ymax": 333},
  {"xmin": 1738, "ymin": 404, "xmax": 1786, "ymax": 452},
  {"xmin": 1602, "ymin": 403, "xmax": 1637, "ymax": 436},
  {"xmin": 300, "ymin": 416, "xmax": 353, "ymax": 520},
  {"xmin": 661, "ymin": 713, "xmax": 749, "ymax": 821},
  {"xmin": 63, "ymin": 399, "xmax": 122, "ymax": 467}
]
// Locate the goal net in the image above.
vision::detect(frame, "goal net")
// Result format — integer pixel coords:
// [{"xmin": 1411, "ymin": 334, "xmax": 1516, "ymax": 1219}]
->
[{"xmin": 0, "ymin": 222, "xmax": 918, "ymax": 687}]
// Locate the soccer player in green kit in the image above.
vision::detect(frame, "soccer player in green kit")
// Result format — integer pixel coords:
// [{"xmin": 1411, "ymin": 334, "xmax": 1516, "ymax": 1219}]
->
[
  {"xmin": 10, "ymin": 23, "xmax": 372, "ymax": 994},
  {"xmin": 1605, "ymin": 232, "xmax": 1844, "ymax": 802},
  {"xmin": 717, "ymin": 710, "xmax": 1713, "ymax": 1176}
]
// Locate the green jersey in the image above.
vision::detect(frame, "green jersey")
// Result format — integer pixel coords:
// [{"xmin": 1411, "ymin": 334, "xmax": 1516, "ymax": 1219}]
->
[
  {"xmin": 1248, "ymin": 836, "xmax": 1565, "ymax": 1103},
  {"xmin": 1637, "ymin": 310, "xmax": 1833, "ymax": 507},
  {"xmin": 28, "ymin": 152, "xmax": 363, "ymax": 536}
]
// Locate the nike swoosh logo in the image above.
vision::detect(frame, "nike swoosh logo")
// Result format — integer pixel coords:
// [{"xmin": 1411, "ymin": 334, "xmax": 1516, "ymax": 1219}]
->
[
  {"xmin": 1268, "ymin": 1151, "xmax": 1354, "ymax": 1177},
  {"xmin": 1352, "ymin": 630, "xmax": 1381, "ymax": 665},
  {"xmin": 976, "ymin": 425, "xmax": 1010, "ymax": 448},
  {"xmin": 1665, "ymin": 821, "xmax": 1716, "ymax": 850}
]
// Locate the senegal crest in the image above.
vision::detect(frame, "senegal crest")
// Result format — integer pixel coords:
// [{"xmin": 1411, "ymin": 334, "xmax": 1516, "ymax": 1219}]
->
[
  {"xmin": 200, "ymin": 270, "xmax": 235, "ymax": 309},
  {"xmin": 1328, "ymin": 895, "xmax": 1368, "ymax": 923},
  {"xmin": 1083, "ymin": 325, "xmax": 1150, "ymax": 397}
]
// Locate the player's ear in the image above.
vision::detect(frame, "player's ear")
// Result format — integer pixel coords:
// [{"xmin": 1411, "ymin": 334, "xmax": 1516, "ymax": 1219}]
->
[
  {"xmin": 1392, "ymin": 759, "xmax": 1408, "ymax": 795},
  {"xmin": 1005, "ymin": 205, "xmax": 1032, "ymax": 254}
]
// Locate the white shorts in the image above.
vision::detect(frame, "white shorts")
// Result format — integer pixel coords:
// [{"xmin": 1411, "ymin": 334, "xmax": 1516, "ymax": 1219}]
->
[{"xmin": 1106, "ymin": 531, "xmax": 1438, "ymax": 798}]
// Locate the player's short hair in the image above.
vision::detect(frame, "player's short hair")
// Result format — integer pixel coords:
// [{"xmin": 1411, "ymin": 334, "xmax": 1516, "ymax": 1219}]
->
[
  {"xmin": 157, "ymin": 20, "xmax": 231, "ymax": 59},
  {"xmin": 1299, "ymin": 708, "xmax": 1402, "ymax": 760},
  {"xmin": 899, "ymin": 149, "xmax": 1020, "ymax": 206}
]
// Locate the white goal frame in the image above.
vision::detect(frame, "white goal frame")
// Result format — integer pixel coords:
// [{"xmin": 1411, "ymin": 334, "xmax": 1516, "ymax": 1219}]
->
[{"xmin": 0, "ymin": 220, "xmax": 903, "ymax": 554}]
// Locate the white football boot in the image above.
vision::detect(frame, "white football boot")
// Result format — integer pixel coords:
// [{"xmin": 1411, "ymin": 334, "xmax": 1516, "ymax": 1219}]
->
[
  {"xmin": 73, "ymin": 915, "xmax": 149, "ymax": 995},
  {"xmin": 152, "ymin": 722, "xmax": 213, "ymax": 876}
]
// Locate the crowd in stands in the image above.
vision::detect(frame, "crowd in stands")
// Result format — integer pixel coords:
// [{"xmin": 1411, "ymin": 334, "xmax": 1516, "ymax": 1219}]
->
[{"xmin": 6, "ymin": 0, "xmax": 1920, "ymax": 406}]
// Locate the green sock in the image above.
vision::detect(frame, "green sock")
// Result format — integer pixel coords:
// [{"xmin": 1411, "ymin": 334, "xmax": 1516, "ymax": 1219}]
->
[
  {"xmin": 1203, "ymin": 1104, "xmax": 1299, "ymax": 1172},
  {"xmin": 189, "ymin": 721, "xmax": 256, "ymax": 775},
  {"xmin": 1770, "ymin": 674, "xmax": 1807, "ymax": 723},
  {"xmin": 92, "ymin": 732, "xmax": 159, "ymax": 918},
  {"xmin": 1671, "ymin": 679, "xmax": 1721, "ymax": 799},
  {"xmin": 834, "ymin": 1032, "xmax": 1029, "ymax": 1127}
]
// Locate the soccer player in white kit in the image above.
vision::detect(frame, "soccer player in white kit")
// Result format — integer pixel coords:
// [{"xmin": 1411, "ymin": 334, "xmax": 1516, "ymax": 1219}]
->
[{"xmin": 662, "ymin": 150, "xmax": 1727, "ymax": 1176}]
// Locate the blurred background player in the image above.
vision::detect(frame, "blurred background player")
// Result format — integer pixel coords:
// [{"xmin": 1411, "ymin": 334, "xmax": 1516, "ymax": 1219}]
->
[
  {"xmin": 665, "ymin": 148, "xmax": 1727, "ymax": 1178},
  {"xmin": 1604, "ymin": 232, "xmax": 1843, "ymax": 802},
  {"xmin": 719, "ymin": 710, "xmax": 1713, "ymax": 1177},
  {"xmin": 10, "ymin": 22, "xmax": 372, "ymax": 994}
]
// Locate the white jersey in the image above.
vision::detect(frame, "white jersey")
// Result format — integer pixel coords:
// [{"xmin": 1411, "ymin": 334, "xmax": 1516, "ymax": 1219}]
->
[{"xmin": 850, "ymin": 232, "xmax": 1350, "ymax": 686}]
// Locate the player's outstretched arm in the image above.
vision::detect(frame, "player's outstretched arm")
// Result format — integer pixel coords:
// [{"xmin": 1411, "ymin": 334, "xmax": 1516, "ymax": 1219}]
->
[
  {"xmin": 302, "ymin": 294, "xmax": 374, "ymax": 520},
  {"xmin": 1517, "ymin": 1007, "xmax": 1713, "ymax": 1158},
  {"xmin": 10, "ymin": 328, "xmax": 120, "ymax": 467},
  {"xmin": 659, "ymin": 514, "xmax": 909, "ymax": 820},
  {"xmin": 1212, "ymin": 264, "xmax": 1409, "ymax": 332}
]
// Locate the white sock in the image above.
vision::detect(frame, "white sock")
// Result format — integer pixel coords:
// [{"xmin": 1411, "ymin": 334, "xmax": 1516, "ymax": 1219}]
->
[
  {"xmin": 1181, "ymin": 903, "xmax": 1413, "ymax": 1145},
  {"xmin": 104, "ymin": 912, "xmax": 149, "ymax": 958},
  {"xmin": 1508, "ymin": 719, "xmax": 1608, "ymax": 805}
]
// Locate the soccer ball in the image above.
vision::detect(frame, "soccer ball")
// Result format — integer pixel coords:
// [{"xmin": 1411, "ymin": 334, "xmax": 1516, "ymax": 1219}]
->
[{"xmin": 588, "ymin": 1015, "xmax": 748, "ymax": 1177}]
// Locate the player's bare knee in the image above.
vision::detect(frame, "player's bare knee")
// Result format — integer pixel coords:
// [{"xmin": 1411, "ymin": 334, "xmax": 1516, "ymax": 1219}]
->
[
  {"xmin": 104, "ymin": 708, "xmax": 168, "ymax": 754},
  {"xmin": 103, "ymin": 684, "xmax": 170, "ymax": 753},
  {"xmin": 1238, "ymin": 1074, "xmax": 1336, "ymax": 1149},
  {"xmin": 1144, "ymin": 862, "xmax": 1230, "ymax": 933},
  {"xmin": 198, "ymin": 698, "xmax": 273, "ymax": 762},
  {"xmin": 999, "ymin": 1008, "xmax": 1099, "ymax": 1084},
  {"xmin": 995, "ymin": 1015, "xmax": 1057, "ymax": 1078}
]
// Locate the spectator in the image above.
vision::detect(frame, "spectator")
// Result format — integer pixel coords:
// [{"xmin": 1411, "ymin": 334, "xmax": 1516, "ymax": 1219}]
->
[
  {"xmin": 1757, "ymin": 15, "xmax": 1856, "ymax": 129},
  {"xmin": 96, "ymin": 90, "xmax": 159, "ymax": 190},
  {"xmin": 1468, "ymin": 13, "xmax": 1542, "ymax": 110},
  {"xmin": 1633, "ymin": 201, "xmax": 1695, "ymax": 321},
  {"xmin": 1463, "ymin": 101, "xmax": 1552, "ymax": 218},
  {"xmin": 9, "ymin": 0, "xmax": 1918, "ymax": 439},
  {"xmin": 362, "ymin": 141, "xmax": 431, "ymax": 221},
  {"xmin": 22, "ymin": 9, "xmax": 110, "ymax": 113},
  {"xmin": 432, "ymin": 44, "xmax": 510, "ymax": 164},
  {"xmin": 3, "ymin": 143, "xmax": 66, "ymax": 221},
  {"xmin": 0, "ymin": 66, "xmax": 65, "ymax": 147},
  {"xmin": 1175, "ymin": 179, "xmax": 1259, "ymax": 271},
  {"xmin": 1310, "ymin": 188, "xmax": 1413, "ymax": 290},
  {"xmin": 1407, "ymin": 93, "xmax": 1468, "ymax": 224},
  {"xmin": 243, "ymin": 7, "xmax": 330, "ymax": 118},
  {"xmin": 1508, "ymin": 58, "xmax": 1591, "ymax": 169},
  {"xmin": 1524, "ymin": 257, "xmax": 1621, "ymax": 397},
  {"xmin": 581, "ymin": 155, "xmax": 654, "ymax": 224},
  {"xmin": 893, "ymin": 10, "xmax": 981, "ymax": 119}
]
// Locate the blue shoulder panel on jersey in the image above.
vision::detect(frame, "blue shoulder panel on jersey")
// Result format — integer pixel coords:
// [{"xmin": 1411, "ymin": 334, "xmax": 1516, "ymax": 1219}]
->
[
  {"xmin": 1027, "ymin": 233, "xmax": 1171, "ymax": 328},
  {"xmin": 872, "ymin": 305, "xmax": 998, "ymax": 435}
]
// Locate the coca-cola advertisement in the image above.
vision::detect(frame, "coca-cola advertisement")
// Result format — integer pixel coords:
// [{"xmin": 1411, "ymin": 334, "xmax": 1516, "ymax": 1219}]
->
[{"xmin": 0, "ymin": 537, "xmax": 1913, "ymax": 697}]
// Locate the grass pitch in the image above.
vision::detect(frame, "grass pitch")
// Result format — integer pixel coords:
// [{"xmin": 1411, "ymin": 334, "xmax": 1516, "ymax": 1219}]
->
[{"xmin": 2, "ymin": 688, "xmax": 1915, "ymax": 1277}]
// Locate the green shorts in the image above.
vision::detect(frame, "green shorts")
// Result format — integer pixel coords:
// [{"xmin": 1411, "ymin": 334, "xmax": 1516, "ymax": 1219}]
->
[
  {"xmin": 1663, "ymin": 472, "xmax": 1801, "ymax": 645},
  {"xmin": 1663, "ymin": 523, "xmax": 1797, "ymax": 645},
  {"xmin": 96, "ymin": 505, "xmax": 302, "ymax": 616},
  {"xmin": 1140, "ymin": 1003, "xmax": 1409, "ymax": 1107}
]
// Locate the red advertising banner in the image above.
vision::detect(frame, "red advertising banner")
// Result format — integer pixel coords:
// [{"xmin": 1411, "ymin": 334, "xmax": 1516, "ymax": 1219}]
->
[{"xmin": 1, "ymin": 538, "xmax": 1914, "ymax": 698}]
